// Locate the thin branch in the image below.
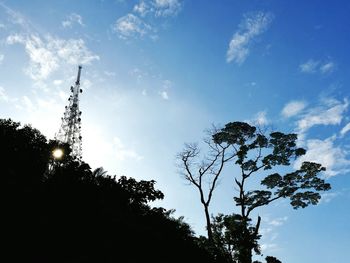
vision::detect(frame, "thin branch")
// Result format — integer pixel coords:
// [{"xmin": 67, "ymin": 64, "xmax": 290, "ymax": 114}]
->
[
  {"xmin": 246, "ymin": 194, "xmax": 283, "ymax": 217},
  {"xmin": 206, "ymin": 147, "xmax": 226, "ymax": 205}
]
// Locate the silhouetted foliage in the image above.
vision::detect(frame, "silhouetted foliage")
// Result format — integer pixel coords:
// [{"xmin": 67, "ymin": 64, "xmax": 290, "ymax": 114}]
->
[
  {"xmin": 1, "ymin": 118, "xmax": 219, "ymax": 263},
  {"xmin": 265, "ymin": 256, "xmax": 282, "ymax": 263},
  {"xmin": 179, "ymin": 121, "xmax": 331, "ymax": 263},
  {"xmin": 212, "ymin": 214, "xmax": 261, "ymax": 263},
  {"xmin": 1, "ymin": 118, "xmax": 49, "ymax": 185}
]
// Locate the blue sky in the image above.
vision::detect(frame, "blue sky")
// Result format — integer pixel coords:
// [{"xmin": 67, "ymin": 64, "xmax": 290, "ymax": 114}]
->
[{"xmin": 0, "ymin": 0, "xmax": 350, "ymax": 262}]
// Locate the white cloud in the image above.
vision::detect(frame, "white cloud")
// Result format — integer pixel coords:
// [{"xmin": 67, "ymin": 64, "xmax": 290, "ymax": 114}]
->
[
  {"xmin": 1, "ymin": 2, "xmax": 28, "ymax": 28},
  {"xmin": 153, "ymin": 0, "xmax": 182, "ymax": 17},
  {"xmin": 320, "ymin": 62, "xmax": 335, "ymax": 74},
  {"xmin": 319, "ymin": 192, "xmax": 340, "ymax": 204},
  {"xmin": 48, "ymin": 37, "xmax": 99, "ymax": 65},
  {"xmin": 340, "ymin": 122, "xmax": 350, "ymax": 137},
  {"xmin": 268, "ymin": 216, "xmax": 288, "ymax": 227},
  {"xmin": 281, "ymin": 100, "xmax": 306, "ymax": 118},
  {"xmin": 0, "ymin": 54, "xmax": 4, "ymax": 64},
  {"xmin": 261, "ymin": 243, "xmax": 278, "ymax": 252},
  {"xmin": 62, "ymin": 13, "xmax": 84, "ymax": 28},
  {"xmin": 6, "ymin": 34, "xmax": 99, "ymax": 81},
  {"xmin": 6, "ymin": 33, "xmax": 24, "ymax": 44},
  {"xmin": 112, "ymin": 13, "xmax": 154, "ymax": 39},
  {"xmin": 160, "ymin": 90, "xmax": 169, "ymax": 100},
  {"xmin": 299, "ymin": 59, "xmax": 319, "ymax": 73},
  {"xmin": 159, "ymin": 79, "xmax": 172, "ymax": 100},
  {"xmin": 226, "ymin": 11, "xmax": 273, "ymax": 64},
  {"xmin": 294, "ymin": 136, "xmax": 350, "ymax": 177},
  {"xmin": 297, "ymin": 98, "xmax": 348, "ymax": 133},
  {"xmin": 253, "ymin": 110, "xmax": 269, "ymax": 125},
  {"xmin": 299, "ymin": 59, "xmax": 336, "ymax": 74},
  {"xmin": 259, "ymin": 215, "xmax": 287, "ymax": 253},
  {"xmin": 7, "ymin": 34, "xmax": 59, "ymax": 80},
  {"xmin": 133, "ymin": 1, "xmax": 150, "ymax": 17}
]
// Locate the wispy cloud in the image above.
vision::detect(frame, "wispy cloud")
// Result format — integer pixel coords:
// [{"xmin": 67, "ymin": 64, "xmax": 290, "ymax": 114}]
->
[
  {"xmin": 112, "ymin": 13, "xmax": 154, "ymax": 39},
  {"xmin": 160, "ymin": 90, "xmax": 169, "ymax": 100},
  {"xmin": 133, "ymin": 1, "xmax": 150, "ymax": 17},
  {"xmin": 0, "ymin": 2, "xmax": 29, "ymax": 28},
  {"xmin": 133, "ymin": 0, "xmax": 182, "ymax": 17},
  {"xmin": 320, "ymin": 62, "xmax": 335, "ymax": 74},
  {"xmin": 261, "ymin": 243, "xmax": 278, "ymax": 252},
  {"xmin": 62, "ymin": 13, "xmax": 84, "ymax": 28},
  {"xmin": 0, "ymin": 54, "xmax": 4, "ymax": 64},
  {"xmin": 226, "ymin": 11, "xmax": 273, "ymax": 64},
  {"xmin": 281, "ymin": 100, "xmax": 307, "ymax": 118},
  {"xmin": 268, "ymin": 216, "xmax": 288, "ymax": 227},
  {"xmin": 260, "ymin": 215, "xmax": 287, "ymax": 254},
  {"xmin": 115, "ymin": 0, "xmax": 182, "ymax": 40},
  {"xmin": 319, "ymin": 192, "xmax": 340, "ymax": 204},
  {"xmin": 252, "ymin": 110, "xmax": 269, "ymax": 126},
  {"xmin": 279, "ymin": 97, "xmax": 350, "ymax": 177},
  {"xmin": 153, "ymin": 0, "xmax": 182, "ymax": 17},
  {"xmin": 299, "ymin": 59, "xmax": 336, "ymax": 74},
  {"xmin": 6, "ymin": 33, "xmax": 99, "ymax": 81},
  {"xmin": 129, "ymin": 67, "xmax": 149, "ymax": 82},
  {"xmin": 299, "ymin": 59, "xmax": 319, "ymax": 73},
  {"xmin": 340, "ymin": 122, "xmax": 350, "ymax": 137},
  {"xmin": 159, "ymin": 79, "xmax": 172, "ymax": 100},
  {"xmin": 7, "ymin": 34, "xmax": 59, "ymax": 80},
  {"xmin": 294, "ymin": 136, "xmax": 350, "ymax": 177},
  {"xmin": 296, "ymin": 98, "xmax": 348, "ymax": 133}
]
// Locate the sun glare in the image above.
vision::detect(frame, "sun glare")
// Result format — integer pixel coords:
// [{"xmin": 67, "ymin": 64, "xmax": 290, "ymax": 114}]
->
[{"xmin": 52, "ymin": 148, "xmax": 64, "ymax": 159}]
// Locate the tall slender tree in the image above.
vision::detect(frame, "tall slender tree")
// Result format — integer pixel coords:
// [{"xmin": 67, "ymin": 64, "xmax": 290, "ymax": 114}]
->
[
  {"xmin": 178, "ymin": 134, "xmax": 236, "ymax": 242},
  {"xmin": 179, "ymin": 122, "xmax": 331, "ymax": 262}
]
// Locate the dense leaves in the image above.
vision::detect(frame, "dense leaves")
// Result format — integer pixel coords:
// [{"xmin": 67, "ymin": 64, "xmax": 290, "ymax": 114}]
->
[
  {"xmin": 212, "ymin": 122, "xmax": 330, "ymax": 216},
  {"xmin": 210, "ymin": 122, "xmax": 330, "ymax": 263},
  {"xmin": 212, "ymin": 214, "xmax": 261, "ymax": 263}
]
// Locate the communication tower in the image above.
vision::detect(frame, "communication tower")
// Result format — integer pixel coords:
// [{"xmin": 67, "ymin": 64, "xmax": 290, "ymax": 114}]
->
[{"xmin": 55, "ymin": 65, "xmax": 83, "ymax": 161}]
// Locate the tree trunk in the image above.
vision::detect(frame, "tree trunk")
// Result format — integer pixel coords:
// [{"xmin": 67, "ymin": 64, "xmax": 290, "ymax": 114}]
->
[{"xmin": 204, "ymin": 204, "xmax": 213, "ymax": 242}]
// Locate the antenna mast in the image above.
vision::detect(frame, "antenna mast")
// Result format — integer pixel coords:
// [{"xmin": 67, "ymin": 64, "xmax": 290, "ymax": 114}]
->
[{"xmin": 55, "ymin": 65, "xmax": 83, "ymax": 161}]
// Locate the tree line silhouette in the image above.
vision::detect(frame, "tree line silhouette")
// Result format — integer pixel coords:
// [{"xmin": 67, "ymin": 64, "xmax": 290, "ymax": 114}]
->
[{"xmin": 1, "ymin": 118, "xmax": 330, "ymax": 263}]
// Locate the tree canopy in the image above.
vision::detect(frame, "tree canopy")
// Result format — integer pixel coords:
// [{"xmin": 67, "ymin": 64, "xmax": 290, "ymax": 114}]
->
[{"xmin": 178, "ymin": 121, "xmax": 331, "ymax": 263}]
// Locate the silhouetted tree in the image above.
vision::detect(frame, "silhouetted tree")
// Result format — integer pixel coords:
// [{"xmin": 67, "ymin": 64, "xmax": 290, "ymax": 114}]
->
[
  {"xmin": 177, "ymin": 134, "xmax": 236, "ymax": 242},
  {"xmin": 179, "ymin": 121, "xmax": 331, "ymax": 263},
  {"xmin": 1, "ymin": 118, "xmax": 49, "ymax": 185}
]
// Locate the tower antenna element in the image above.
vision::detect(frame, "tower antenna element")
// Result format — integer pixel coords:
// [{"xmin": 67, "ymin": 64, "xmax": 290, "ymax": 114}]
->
[{"xmin": 55, "ymin": 65, "xmax": 84, "ymax": 161}]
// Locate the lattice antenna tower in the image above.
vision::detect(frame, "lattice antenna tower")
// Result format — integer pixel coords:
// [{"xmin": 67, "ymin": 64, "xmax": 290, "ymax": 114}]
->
[{"xmin": 55, "ymin": 65, "xmax": 83, "ymax": 161}]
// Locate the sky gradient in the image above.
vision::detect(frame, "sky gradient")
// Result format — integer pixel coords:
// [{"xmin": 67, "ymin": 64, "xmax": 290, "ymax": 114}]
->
[{"xmin": 0, "ymin": 1, "xmax": 349, "ymax": 262}]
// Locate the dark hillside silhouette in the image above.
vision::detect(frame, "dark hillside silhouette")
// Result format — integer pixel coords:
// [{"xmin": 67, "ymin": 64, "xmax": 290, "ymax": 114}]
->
[{"xmin": 1, "ymin": 118, "xmax": 220, "ymax": 263}]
